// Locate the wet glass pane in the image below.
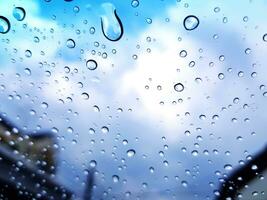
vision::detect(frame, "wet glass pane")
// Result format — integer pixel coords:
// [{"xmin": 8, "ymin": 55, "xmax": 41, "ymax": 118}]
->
[{"xmin": 0, "ymin": 0, "xmax": 267, "ymax": 199}]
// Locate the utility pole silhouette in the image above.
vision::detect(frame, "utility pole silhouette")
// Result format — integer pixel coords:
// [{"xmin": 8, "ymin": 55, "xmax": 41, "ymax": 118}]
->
[{"xmin": 83, "ymin": 168, "xmax": 95, "ymax": 200}]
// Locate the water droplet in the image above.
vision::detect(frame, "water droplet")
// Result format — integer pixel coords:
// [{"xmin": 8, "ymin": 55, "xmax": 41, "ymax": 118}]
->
[
  {"xmin": 252, "ymin": 191, "xmax": 258, "ymax": 196},
  {"xmin": 13, "ymin": 7, "xmax": 26, "ymax": 21},
  {"xmin": 214, "ymin": 7, "xmax": 220, "ymax": 13},
  {"xmin": 24, "ymin": 68, "xmax": 31, "ymax": 75},
  {"xmin": 17, "ymin": 160, "xmax": 24, "ymax": 167},
  {"xmin": 81, "ymin": 92, "xmax": 89, "ymax": 100},
  {"xmin": 122, "ymin": 139, "xmax": 128, "ymax": 145},
  {"xmin": 218, "ymin": 73, "xmax": 225, "ymax": 80},
  {"xmin": 34, "ymin": 36, "xmax": 40, "ymax": 43},
  {"xmin": 174, "ymin": 83, "xmax": 184, "ymax": 92},
  {"xmin": 66, "ymin": 39, "xmax": 75, "ymax": 48},
  {"xmin": 25, "ymin": 50, "xmax": 32, "ymax": 58},
  {"xmin": 86, "ymin": 59, "xmax": 97, "ymax": 70},
  {"xmin": 89, "ymin": 160, "xmax": 97, "ymax": 168},
  {"xmin": 101, "ymin": 126, "xmax": 109, "ymax": 133},
  {"xmin": 183, "ymin": 15, "xmax": 199, "ymax": 31},
  {"xmin": 191, "ymin": 150, "xmax": 198, "ymax": 156},
  {"xmin": 100, "ymin": 3, "xmax": 123, "ymax": 42},
  {"xmin": 0, "ymin": 16, "xmax": 10, "ymax": 34},
  {"xmin": 41, "ymin": 102, "xmax": 48, "ymax": 109},
  {"xmin": 127, "ymin": 149, "xmax": 136, "ymax": 157},
  {"xmin": 181, "ymin": 180, "xmax": 188, "ymax": 187},
  {"xmin": 149, "ymin": 167, "xmax": 154, "ymax": 173},
  {"xmin": 89, "ymin": 27, "xmax": 95, "ymax": 34},
  {"xmin": 224, "ymin": 164, "xmax": 233, "ymax": 171},
  {"xmin": 131, "ymin": 0, "xmax": 139, "ymax": 8},
  {"xmin": 179, "ymin": 50, "xmax": 187, "ymax": 57},
  {"xmin": 251, "ymin": 164, "xmax": 258, "ymax": 170},
  {"xmin": 73, "ymin": 6, "xmax": 80, "ymax": 13},
  {"xmin": 112, "ymin": 175, "xmax": 120, "ymax": 183},
  {"xmin": 146, "ymin": 18, "xmax": 152, "ymax": 24}
]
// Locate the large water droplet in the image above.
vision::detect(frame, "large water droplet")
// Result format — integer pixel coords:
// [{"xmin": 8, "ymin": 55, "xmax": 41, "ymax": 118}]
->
[
  {"xmin": 100, "ymin": 3, "xmax": 123, "ymax": 42},
  {"xmin": 183, "ymin": 15, "xmax": 199, "ymax": 31},
  {"xmin": 66, "ymin": 38, "xmax": 75, "ymax": 48},
  {"xmin": 0, "ymin": 16, "xmax": 10, "ymax": 34},
  {"xmin": 112, "ymin": 175, "xmax": 120, "ymax": 183},
  {"xmin": 131, "ymin": 0, "xmax": 139, "ymax": 8},
  {"xmin": 101, "ymin": 126, "xmax": 109, "ymax": 133},
  {"xmin": 89, "ymin": 160, "xmax": 97, "ymax": 168},
  {"xmin": 224, "ymin": 164, "xmax": 233, "ymax": 171},
  {"xmin": 86, "ymin": 59, "xmax": 97, "ymax": 70},
  {"xmin": 127, "ymin": 149, "xmax": 136, "ymax": 157},
  {"xmin": 174, "ymin": 83, "xmax": 184, "ymax": 92},
  {"xmin": 13, "ymin": 7, "xmax": 26, "ymax": 21}
]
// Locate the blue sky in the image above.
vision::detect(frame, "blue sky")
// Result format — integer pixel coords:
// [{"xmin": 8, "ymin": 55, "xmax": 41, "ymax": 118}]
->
[{"xmin": 1, "ymin": 0, "xmax": 267, "ymax": 199}]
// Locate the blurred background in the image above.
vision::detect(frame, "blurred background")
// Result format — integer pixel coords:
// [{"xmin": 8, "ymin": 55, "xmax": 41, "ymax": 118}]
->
[{"xmin": 0, "ymin": 0, "xmax": 267, "ymax": 199}]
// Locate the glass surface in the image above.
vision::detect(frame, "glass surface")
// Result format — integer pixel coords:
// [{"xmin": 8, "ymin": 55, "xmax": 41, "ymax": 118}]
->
[{"xmin": 0, "ymin": 0, "xmax": 267, "ymax": 199}]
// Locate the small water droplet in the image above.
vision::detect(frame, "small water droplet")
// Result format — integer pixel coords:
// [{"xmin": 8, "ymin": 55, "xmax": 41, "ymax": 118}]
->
[
  {"xmin": 89, "ymin": 27, "xmax": 95, "ymax": 34},
  {"xmin": 34, "ymin": 36, "xmax": 40, "ymax": 43},
  {"xmin": 13, "ymin": 7, "xmax": 26, "ymax": 21},
  {"xmin": 251, "ymin": 164, "xmax": 258, "ymax": 170},
  {"xmin": 17, "ymin": 160, "xmax": 24, "ymax": 167},
  {"xmin": 100, "ymin": 3, "xmax": 123, "ymax": 42},
  {"xmin": 0, "ymin": 16, "xmax": 11, "ymax": 34},
  {"xmin": 146, "ymin": 18, "xmax": 152, "ymax": 24},
  {"xmin": 127, "ymin": 149, "xmax": 136, "ymax": 157},
  {"xmin": 86, "ymin": 59, "xmax": 97, "ymax": 70},
  {"xmin": 24, "ymin": 68, "xmax": 31, "ymax": 75},
  {"xmin": 73, "ymin": 6, "xmax": 80, "ymax": 13},
  {"xmin": 183, "ymin": 15, "xmax": 199, "ymax": 31},
  {"xmin": 149, "ymin": 167, "xmax": 154, "ymax": 173}
]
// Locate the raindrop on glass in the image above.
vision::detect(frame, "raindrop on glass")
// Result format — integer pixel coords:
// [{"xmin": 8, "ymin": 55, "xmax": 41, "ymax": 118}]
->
[
  {"xmin": 81, "ymin": 92, "xmax": 89, "ymax": 100},
  {"xmin": 183, "ymin": 15, "xmax": 199, "ymax": 31},
  {"xmin": 25, "ymin": 50, "xmax": 32, "ymax": 58},
  {"xmin": 89, "ymin": 160, "xmax": 97, "ymax": 168},
  {"xmin": 66, "ymin": 38, "xmax": 76, "ymax": 48},
  {"xmin": 86, "ymin": 59, "xmax": 97, "ymax": 70},
  {"xmin": 174, "ymin": 83, "xmax": 184, "ymax": 92},
  {"xmin": 131, "ymin": 0, "xmax": 139, "ymax": 8},
  {"xmin": 127, "ymin": 149, "xmax": 136, "ymax": 157},
  {"xmin": 112, "ymin": 175, "xmax": 120, "ymax": 183},
  {"xmin": 13, "ymin": 7, "xmax": 26, "ymax": 21},
  {"xmin": 0, "ymin": 16, "xmax": 10, "ymax": 34},
  {"xmin": 100, "ymin": 3, "xmax": 123, "ymax": 42},
  {"xmin": 101, "ymin": 126, "xmax": 109, "ymax": 133},
  {"xmin": 224, "ymin": 164, "xmax": 233, "ymax": 171}
]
